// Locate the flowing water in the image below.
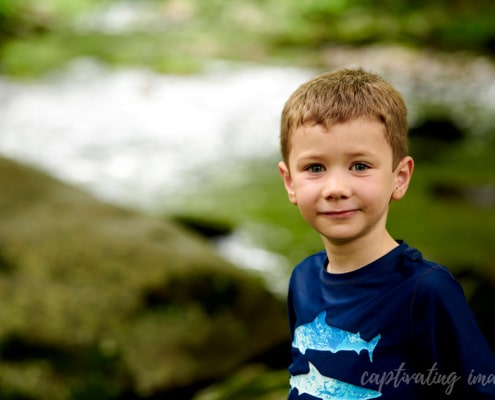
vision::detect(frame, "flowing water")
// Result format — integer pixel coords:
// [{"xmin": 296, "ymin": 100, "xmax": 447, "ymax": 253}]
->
[
  {"xmin": 0, "ymin": 59, "xmax": 314, "ymax": 209},
  {"xmin": 1, "ymin": 47, "xmax": 495, "ymax": 294}
]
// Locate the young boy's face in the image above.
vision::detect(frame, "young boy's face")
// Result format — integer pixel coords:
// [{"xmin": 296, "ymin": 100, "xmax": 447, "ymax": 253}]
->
[{"xmin": 279, "ymin": 118, "xmax": 412, "ymax": 247}]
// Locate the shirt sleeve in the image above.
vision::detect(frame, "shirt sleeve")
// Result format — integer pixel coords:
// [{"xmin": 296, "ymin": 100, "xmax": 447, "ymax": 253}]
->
[
  {"xmin": 287, "ymin": 284, "xmax": 296, "ymax": 338},
  {"xmin": 410, "ymin": 266, "xmax": 495, "ymax": 398}
]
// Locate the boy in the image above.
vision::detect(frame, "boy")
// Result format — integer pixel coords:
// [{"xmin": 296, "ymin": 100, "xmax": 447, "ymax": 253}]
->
[{"xmin": 278, "ymin": 68, "xmax": 495, "ymax": 399}]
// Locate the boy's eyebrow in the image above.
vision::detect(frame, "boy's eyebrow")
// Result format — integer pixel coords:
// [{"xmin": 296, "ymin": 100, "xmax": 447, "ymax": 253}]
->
[
  {"xmin": 294, "ymin": 150, "xmax": 327, "ymax": 161},
  {"xmin": 296, "ymin": 150, "xmax": 378, "ymax": 160},
  {"xmin": 345, "ymin": 150, "xmax": 378, "ymax": 158}
]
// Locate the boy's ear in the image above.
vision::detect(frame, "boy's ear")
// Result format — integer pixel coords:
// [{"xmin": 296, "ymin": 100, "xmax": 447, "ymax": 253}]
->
[
  {"xmin": 392, "ymin": 156, "xmax": 414, "ymax": 201},
  {"xmin": 278, "ymin": 161, "xmax": 298, "ymax": 205}
]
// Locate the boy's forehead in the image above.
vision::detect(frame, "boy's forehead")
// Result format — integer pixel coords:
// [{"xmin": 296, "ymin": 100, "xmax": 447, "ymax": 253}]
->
[
  {"xmin": 295, "ymin": 118, "xmax": 386, "ymax": 137},
  {"xmin": 289, "ymin": 119, "xmax": 391, "ymax": 156}
]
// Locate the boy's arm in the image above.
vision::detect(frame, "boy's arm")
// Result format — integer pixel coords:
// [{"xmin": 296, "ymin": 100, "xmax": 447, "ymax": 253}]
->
[{"xmin": 411, "ymin": 266, "xmax": 495, "ymax": 398}]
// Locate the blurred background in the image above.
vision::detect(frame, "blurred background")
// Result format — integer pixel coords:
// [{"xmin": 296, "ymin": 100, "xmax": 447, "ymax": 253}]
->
[{"xmin": 0, "ymin": 0, "xmax": 494, "ymax": 399}]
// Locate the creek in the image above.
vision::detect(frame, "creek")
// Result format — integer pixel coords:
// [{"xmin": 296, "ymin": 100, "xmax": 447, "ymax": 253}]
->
[{"xmin": 1, "ymin": 50, "xmax": 494, "ymax": 294}]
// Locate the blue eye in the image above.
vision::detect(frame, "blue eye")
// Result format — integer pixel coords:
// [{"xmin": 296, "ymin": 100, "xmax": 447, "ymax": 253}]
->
[
  {"xmin": 351, "ymin": 163, "xmax": 369, "ymax": 172},
  {"xmin": 307, "ymin": 164, "xmax": 325, "ymax": 173}
]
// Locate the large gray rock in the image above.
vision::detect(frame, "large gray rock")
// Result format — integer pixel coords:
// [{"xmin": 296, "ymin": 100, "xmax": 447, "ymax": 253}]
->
[{"xmin": 0, "ymin": 157, "xmax": 289, "ymax": 399}]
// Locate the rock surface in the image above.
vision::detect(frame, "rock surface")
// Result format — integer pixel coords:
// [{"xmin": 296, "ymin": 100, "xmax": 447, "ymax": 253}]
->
[{"xmin": 0, "ymin": 156, "xmax": 289, "ymax": 399}]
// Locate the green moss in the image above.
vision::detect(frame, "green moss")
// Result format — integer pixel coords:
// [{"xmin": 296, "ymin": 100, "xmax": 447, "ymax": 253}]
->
[
  {"xmin": 193, "ymin": 364, "xmax": 288, "ymax": 400},
  {"xmin": 0, "ymin": 156, "xmax": 289, "ymax": 399}
]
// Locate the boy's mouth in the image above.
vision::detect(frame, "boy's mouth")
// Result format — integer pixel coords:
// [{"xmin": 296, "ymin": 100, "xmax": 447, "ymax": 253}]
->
[{"xmin": 319, "ymin": 209, "xmax": 358, "ymax": 218}]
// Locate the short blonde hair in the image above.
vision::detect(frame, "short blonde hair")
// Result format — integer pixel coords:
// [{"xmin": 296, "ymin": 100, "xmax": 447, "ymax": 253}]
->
[{"xmin": 280, "ymin": 68, "xmax": 408, "ymax": 169}]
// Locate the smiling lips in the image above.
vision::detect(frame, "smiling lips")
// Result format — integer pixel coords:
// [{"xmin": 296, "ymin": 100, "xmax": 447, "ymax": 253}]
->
[{"xmin": 319, "ymin": 209, "xmax": 359, "ymax": 218}]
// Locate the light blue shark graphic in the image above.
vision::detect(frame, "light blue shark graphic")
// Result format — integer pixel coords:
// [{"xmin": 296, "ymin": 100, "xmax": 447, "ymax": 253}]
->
[
  {"xmin": 293, "ymin": 310, "xmax": 381, "ymax": 362},
  {"xmin": 290, "ymin": 361, "xmax": 382, "ymax": 400}
]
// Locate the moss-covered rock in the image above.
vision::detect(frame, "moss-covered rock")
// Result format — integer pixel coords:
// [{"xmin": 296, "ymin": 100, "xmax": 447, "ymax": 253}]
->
[
  {"xmin": 193, "ymin": 364, "xmax": 289, "ymax": 400},
  {"xmin": 0, "ymin": 157, "xmax": 289, "ymax": 399}
]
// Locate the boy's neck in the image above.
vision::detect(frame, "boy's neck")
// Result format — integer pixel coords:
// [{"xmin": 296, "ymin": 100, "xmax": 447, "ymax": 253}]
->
[{"xmin": 323, "ymin": 231, "xmax": 399, "ymax": 274}]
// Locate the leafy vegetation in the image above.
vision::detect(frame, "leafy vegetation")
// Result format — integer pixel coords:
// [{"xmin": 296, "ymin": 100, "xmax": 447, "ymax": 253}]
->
[{"xmin": 1, "ymin": 0, "xmax": 495, "ymax": 77}]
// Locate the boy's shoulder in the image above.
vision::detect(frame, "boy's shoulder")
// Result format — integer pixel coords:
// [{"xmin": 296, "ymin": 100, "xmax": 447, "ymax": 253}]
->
[
  {"xmin": 289, "ymin": 242, "xmax": 457, "ymax": 289},
  {"xmin": 291, "ymin": 249, "xmax": 327, "ymax": 273}
]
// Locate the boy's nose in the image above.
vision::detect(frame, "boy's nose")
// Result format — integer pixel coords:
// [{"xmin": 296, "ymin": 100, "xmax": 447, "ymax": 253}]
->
[{"xmin": 321, "ymin": 170, "xmax": 351, "ymax": 199}]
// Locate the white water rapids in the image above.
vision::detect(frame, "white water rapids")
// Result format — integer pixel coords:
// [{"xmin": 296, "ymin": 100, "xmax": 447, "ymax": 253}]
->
[{"xmin": 0, "ymin": 59, "xmax": 314, "ymax": 209}]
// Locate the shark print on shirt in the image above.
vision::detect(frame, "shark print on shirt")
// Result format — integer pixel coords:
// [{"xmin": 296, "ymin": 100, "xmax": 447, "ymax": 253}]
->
[
  {"xmin": 293, "ymin": 310, "xmax": 381, "ymax": 362},
  {"xmin": 291, "ymin": 310, "xmax": 382, "ymax": 399},
  {"xmin": 290, "ymin": 361, "xmax": 382, "ymax": 400}
]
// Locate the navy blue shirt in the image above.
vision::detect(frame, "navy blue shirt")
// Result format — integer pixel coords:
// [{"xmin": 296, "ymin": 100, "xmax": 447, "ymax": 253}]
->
[{"xmin": 288, "ymin": 242, "xmax": 495, "ymax": 399}]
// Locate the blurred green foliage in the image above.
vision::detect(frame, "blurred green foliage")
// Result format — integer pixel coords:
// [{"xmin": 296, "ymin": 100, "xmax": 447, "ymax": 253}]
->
[
  {"xmin": 1, "ymin": 0, "xmax": 495, "ymax": 77},
  {"xmin": 0, "ymin": 0, "xmax": 108, "ymax": 37},
  {"xmin": 267, "ymin": 0, "xmax": 495, "ymax": 51}
]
